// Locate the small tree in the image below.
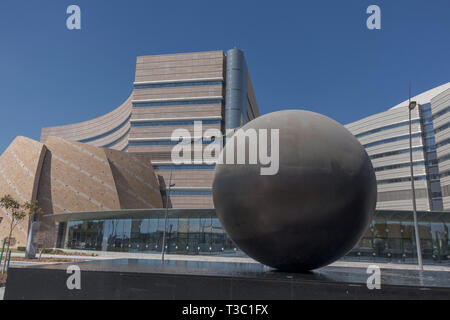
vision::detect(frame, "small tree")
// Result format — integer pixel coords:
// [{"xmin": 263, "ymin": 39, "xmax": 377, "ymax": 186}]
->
[
  {"xmin": 23, "ymin": 200, "xmax": 43, "ymax": 259},
  {"xmin": 0, "ymin": 195, "xmax": 36, "ymax": 274},
  {"xmin": 23, "ymin": 200, "xmax": 42, "ymax": 222}
]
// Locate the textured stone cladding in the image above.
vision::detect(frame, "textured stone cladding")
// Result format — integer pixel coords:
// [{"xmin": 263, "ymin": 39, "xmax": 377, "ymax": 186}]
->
[
  {"xmin": 40, "ymin": 95, "xmax": 132, "ymax": 151},
  {"xmin": 0, "ymin": 137, "xmax": 47, "ymax": 247},
  {"xmin": 104, "ymin": 148, "xmax": 162, "ymax": 209},
  {"xmin": 0, "ymin": 136, "xmax": 163, "ymax": 248}
]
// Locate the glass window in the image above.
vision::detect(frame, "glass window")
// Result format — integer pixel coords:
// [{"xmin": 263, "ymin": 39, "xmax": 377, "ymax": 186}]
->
[
  {"xmin": 436, "ymin": 138, "xmax": 450, "ymax": 148},
  {"xmin": 134, "ymin": 80, "xmax": 222, "ymax": 89},
  {"xmin": 386, "ymin": 220, "xmax": 402, "ymax": 261},
  {"xmin": 147, "ymin": 218, "xmax": 159, "ymax": 252},
  {"xmin": 377, "ymin": 175, "xmax": 426, "ymax": 185},
  {"xmin": 401, "ymin": 221, "xmax": 416, "ymax": 264},
  {"xmin": 154, "ymin": 165, "xmax": 216, "ymax": 171},
  {"xmin": 166, "ymin": 218, "xmax": 178, "ymax": 253},
  {"xmin": 131, "ymin": 120, "xmax": 221, "ymax": 127},
  {"xmin": 188, "ymin": 218, "xmax": 200, "ymax": 254},
  {"xmin": 129, "ymin": 139, "xmax": 218, "ymax": 146},
  {"xmin": 170, "ymin": 190, "xmax": 212, "ymax": 196},
  {"xmin": 433, "ymin": 106, "xmax": 450, "ymax": 120},
  {"xmin": 370, "ymin": 147, "xmax": 423, "ymax": 160},
  {"xmin": 101, "ymin": 129, "xmax": 130, "ymax": 149},
  {"xmin": 355, "ymin": 120, "xmax": 420, "ymax": 139},
  {"xmin": 434, "ymin": 122, "xmax": 450, "ymax": 134},
  {"xmin": 177, "ymin": 218, "xmax": 189, "ymax": 254},
  {"xmin": 372, "ymin": 216, "xmax": 387, "ymax": 260},
  {"xmin": 133, "ymin": 99, "xmax": 222, "ymax": 108},
  {"xmin": 374, "ymin": 161, "xmax": 424, "ymax": 172},
  {"xmin": 57, "ymin": 211, "xmax": 450, "ymax": 265},
  {"xmin": 363, "ymin": 133, "xmax": 421, "ymax": 149}
]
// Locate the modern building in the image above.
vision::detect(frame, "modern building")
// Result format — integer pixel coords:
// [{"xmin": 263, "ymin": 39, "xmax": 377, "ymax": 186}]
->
[
  {"xmin": 38, "ymin": 49, "xmax": 450, "ymax": 213},
  {"xmin": 0, "ymin": 136, "xmax": 163, "ymax": 248},
  {"xmin": 1, "ymin": 47, "xmax": 449, "ymax": 266},
  {"xmin": 49, "ymin": 208, "xmax": 450, "ymax": 266},
  {"xmin": 346, "ymin": 83, "xmax": 450, "ymax": 211},
  {"xmin": 41, "ymin": 49, "xmax": 260, "ymax": 209}
]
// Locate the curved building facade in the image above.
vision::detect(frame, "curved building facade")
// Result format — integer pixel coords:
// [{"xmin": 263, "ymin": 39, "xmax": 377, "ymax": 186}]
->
[
  {"xmin": 40, "ymin": 50, "xmax": 260, "ymax": 209},
  {"xmin": 346, "ymin": 83, "xmax": 450, "ymax": 211},
  {"xmin": 41, "ymin": 95, "xmax": 132, "ymax": 151}
]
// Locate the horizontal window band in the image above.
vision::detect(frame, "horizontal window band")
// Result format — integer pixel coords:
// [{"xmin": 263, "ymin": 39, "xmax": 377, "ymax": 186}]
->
[
  {"xmin": 436, "ymin": 137, "xmax": 450, "ymax": 148},
  {"xmin": 133, "ymin": 99, "xmax": 222, "ymax": 108},
  {"xmin": 434, "ymin": 122, "xmax": 450, "ymax": 133},
  {"xmin": 377, "ymin": 175, "xmax": 427, "ymax": 185},
  {"xmin": 134, "ymin": 80, "xmax": 222, "ymax": 89},
  {"xmin": 168, "ymin": 190, "xmax": 213, "ymax": 196},
  {"xmin": 374, "ymin": 161, "xmax": 426, "ymax": 172},
  {"xmin": 133, "ymin": 77, "xmax": 223, "ymax": 85},
  {"xmin": 131, "ymin": 120, "xmax": 221, "ymax": 127},
  {"xmin": 129, "ymin": 140, "xmax": 218, "ymax": 146},
  {"xmin": 151, "ymin": 160, "xmax": 217, "ymax": 165},
  {"xmin": 154, "ymin": 165, "xmax": 216, "ymax": 170},
  {"xmin": 439, "ymin": 171, "xmax": 450, "ymax": 179},
  {"xmin": 129, "ymin": 135, "xmax": 216, "ymax": 142},
  {"xmin": 377, "ymin": 188, "xmax": 428, "ymax": 202},
  {"xmin": 163, "ymin": 186, "xmax": 213, "ymax": 190},
  {"xmin": 427, "ymin": 169, "xmax": 450, "ymax": 180},
  {"xmin": 78, "ymin": 115, "xmax": 131, "ymax": 144},
  {"xmin": 133, "ymin": 96, "xmax": 223, "ymax": 103},
  {"xmin": 437, "ymin": 153, "xmax": 450, "ymax": 163},
  {"xmin": 102, "ymin": 128, "xmax": 130, "ymax": 148},
  {"xmin": 433, "ymin": 106, "xmax": 450, "ymax": 120},
  {"xmin": 441, "ymin": 185, "xmax": 450, "ymax": 197},
  {"xmin": 369, "ymin": 147, "xmax": 423, "ymax": 159},
  {"xmin": 363, "ymin": 133, "xmax": 422, "ymax": 149},
  {"xmin": 131, "ymin": 116, "xmax": 222, "ymax": 123},
  {"xmin": 355, "ymin": 119, "xmax": 420, "ymax": 139}
]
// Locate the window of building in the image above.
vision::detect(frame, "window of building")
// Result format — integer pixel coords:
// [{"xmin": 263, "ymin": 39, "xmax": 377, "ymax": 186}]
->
[
  {"xmin": 363, "ymin": 132, "xmax": 422, "ymax": 149},
  {"xmin": 132, "ymin": 99, "xmax": 222, "ymax": 108},
  {"xmin": 134, "ymin": 80, "xmax": 222, "ymax": 90},
  {"xmin": 355, "ymin": 120, "xmax": 420, "ymax": 139},
  {"xmin": 131, "ymin": 120, "xmax": 221, "ymax": 127}
]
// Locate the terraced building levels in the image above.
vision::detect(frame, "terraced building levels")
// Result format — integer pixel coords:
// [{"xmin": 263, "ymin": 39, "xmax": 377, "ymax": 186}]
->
[
  {"xmin": 41, "ymin": 49, "xmax": 260, "ymax": 209},
  {"xmin": 346, "ymin": 83, "xmax": 450, "ymax": 211}
]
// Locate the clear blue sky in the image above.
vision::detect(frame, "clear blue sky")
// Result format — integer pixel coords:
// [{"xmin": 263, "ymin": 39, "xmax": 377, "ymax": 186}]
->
[{"xmin": 0, "ymin": 0, "xmax": 449, "ymax": 153}]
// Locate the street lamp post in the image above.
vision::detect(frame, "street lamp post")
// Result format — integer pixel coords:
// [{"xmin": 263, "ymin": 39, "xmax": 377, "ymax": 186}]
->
[
  {"xmin": 161, "ymin": 170, "xmax": 175, "ymax": 264},
  {"xmin": 408, "ymin": 100, "xmax": 424, "ymax": 271}
]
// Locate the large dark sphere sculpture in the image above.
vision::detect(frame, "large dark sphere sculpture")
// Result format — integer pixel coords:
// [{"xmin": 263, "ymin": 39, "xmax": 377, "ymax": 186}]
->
[{"xmin": 213, "ymin": 110, "xmax": 377, "ymax": 271}]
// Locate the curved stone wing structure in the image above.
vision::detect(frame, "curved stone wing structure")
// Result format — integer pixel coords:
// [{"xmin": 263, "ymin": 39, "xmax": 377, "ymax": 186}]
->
[
  {"xmin": 40, "ymin": 95, "xmax": 133, "ymax": 151},
  {"xmin": 0, "ymin": 136, "xmax": 47, "ymax": 247},
  {"xmin": 0, "ymin": 136, "xmax": 162, "ymax": 248}
]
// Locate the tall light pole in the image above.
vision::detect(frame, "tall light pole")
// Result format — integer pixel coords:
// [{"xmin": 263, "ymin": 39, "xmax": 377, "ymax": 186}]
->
[
  {"xmin": 408, "ymin": 100, "xmax": 424, "ymax": 271},
  {"xmin": 161, "ymin": 170, "xmax": 175, "ymax": 264}
]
